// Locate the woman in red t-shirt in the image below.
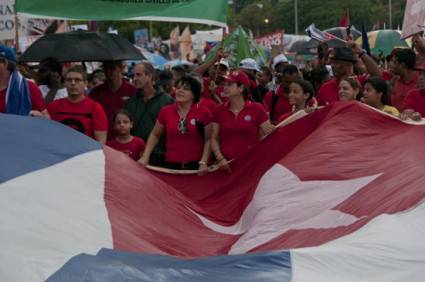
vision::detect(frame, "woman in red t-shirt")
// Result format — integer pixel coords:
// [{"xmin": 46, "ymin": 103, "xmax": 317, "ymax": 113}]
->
[
  {"xmin": 277, "ymin": 79, "xmax": 314, "ymax": 123},
  {"xmin": 107, "ymin": 109, "xmax": 145, "ymax": 161},
  {"xmin": 211, "ymin": 71, "xmax": 274, "ymax": 172},
  {"xmin": 140, "ymin": 76, "xmax": 212, "ymax": 175}
]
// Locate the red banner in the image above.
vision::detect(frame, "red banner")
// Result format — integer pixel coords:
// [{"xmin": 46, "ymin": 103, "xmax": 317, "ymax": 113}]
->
[
  {"xmin": 256, "ymin": 30, "xmax": 284, "ymax": 49},
  {"xmin": 401, "ymin": 0, "xmax": 425, "ymax": 39}
]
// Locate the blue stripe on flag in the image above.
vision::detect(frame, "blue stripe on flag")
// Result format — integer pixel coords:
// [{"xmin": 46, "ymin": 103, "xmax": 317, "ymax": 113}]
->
[
  {"xmin": 0, "ymin": 114, "xmax": 101, "ymax": 184},
  {"xmin": 47, "ymin": 248, "xmax": 292, "ymax": 282}
]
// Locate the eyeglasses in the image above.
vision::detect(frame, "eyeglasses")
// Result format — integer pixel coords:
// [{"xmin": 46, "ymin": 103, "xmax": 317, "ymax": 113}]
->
[
  {"xmin": 65, "ymin": 77, "xmax": 84, "ymax": 83},
  {"xmin": 178, "ymin": 118, "xmax": 188, "ymax": 134}
]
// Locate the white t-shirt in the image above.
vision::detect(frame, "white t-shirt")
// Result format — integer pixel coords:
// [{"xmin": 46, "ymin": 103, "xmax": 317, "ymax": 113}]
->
[{"xmin": 39, "ymin": 85, "xmax": 68, "ymax": 100}]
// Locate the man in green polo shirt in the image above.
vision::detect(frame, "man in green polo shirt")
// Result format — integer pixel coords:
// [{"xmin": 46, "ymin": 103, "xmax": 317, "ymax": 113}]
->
[{"xmin": 125, "ymin": 62, "xmax": 173, "ymax": 166}]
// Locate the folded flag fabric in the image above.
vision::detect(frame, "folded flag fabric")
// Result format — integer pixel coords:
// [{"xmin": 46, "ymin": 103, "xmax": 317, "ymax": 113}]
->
[
  {"xmin": 5, "ymin": 70, "xmax": 31, "ymax": 115},
  {"xmin": 1, "ymin": 102, "xmax": 425, "ymax": 282}
]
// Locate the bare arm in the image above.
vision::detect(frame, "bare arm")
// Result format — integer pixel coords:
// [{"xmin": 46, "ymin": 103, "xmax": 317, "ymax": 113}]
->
[
  {"xmin": 198, "ymin": 124, "xmax": 212, "ymax": 175},
  {"xmin": 259, "ymin": 120, "xmax": 275, "ymax": 139},
  {"xmin": 94, "ymin": 131, "xmax": 107, "ymax": 144},
  {"xmin": 139, "ymin": 121, "xmax": 164, "ymax": 166},
  {"xmin": 210, "ymin": 123, "xmax": 231, "ymax": 172},
  {"xmin": 194, "ymin": 47, "xmax": 224, "ymax": 76},
  {"xmin": 348, "ymin": 40, "xmax": 381, "ymax": 77}
]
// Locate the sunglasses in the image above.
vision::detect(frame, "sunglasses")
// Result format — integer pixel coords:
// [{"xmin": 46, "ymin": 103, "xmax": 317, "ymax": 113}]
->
[{"xmin": 178, "ymin": 118, "xmax": 188, "ymax": 134}]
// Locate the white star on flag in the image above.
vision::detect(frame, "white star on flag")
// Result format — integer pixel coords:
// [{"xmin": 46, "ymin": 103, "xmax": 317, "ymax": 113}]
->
[{"xmin": 191, "ymin": 164, "xmax": 381, "ymax": 254}]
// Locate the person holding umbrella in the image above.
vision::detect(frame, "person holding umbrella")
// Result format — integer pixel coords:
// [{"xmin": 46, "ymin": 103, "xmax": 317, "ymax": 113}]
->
[{"xmin": 0, "ymin": 44, "xmax": 47, "ymax": 117}]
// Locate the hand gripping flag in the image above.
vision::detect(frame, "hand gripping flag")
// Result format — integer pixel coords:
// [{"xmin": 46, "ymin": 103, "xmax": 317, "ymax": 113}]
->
[{"xmin": 1, "ymin": 101, "xmax": 425, "ymax": 282}]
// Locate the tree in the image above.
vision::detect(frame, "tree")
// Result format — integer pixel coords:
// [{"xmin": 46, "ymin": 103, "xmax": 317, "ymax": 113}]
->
[{"xmin": 235, "ymin": 0, "xmax": 406, "ymax": 35}]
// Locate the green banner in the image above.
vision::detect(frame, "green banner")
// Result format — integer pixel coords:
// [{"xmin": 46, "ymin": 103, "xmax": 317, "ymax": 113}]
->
[
  {"xmin": 16, "ymin": 0, "xmax": 227, "ymax": 27},
  {"xmin": 205, "ymin": 26, "xmax": 269, "ymax": 68}
]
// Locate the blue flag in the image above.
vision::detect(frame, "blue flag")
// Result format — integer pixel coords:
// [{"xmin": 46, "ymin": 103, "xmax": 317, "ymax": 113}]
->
[{"xmin": 361, "ymin": 24, "xmax": 371, "ymax": 55}]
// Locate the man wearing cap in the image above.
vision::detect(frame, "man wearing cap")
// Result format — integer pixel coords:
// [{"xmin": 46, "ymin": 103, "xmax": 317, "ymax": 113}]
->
[
  {"xmin": 193, "ymin": 48, "xmax": 227, "ymax": 104},
  {"xmin": 204, "ymin": 59, "xmax": 228, "ymax": 104},
  {"xmin": 390, "ymin": 49, "xmax": 419, "ymax": 111},
  {"xmin": 90, "ymin": 60, "xmax": 136, "ymax": 139},
  {"xmin": 272, "ymin": 54, "xmax": 289, "ymax": 74},
  {"xmin": 401, "ymin": 64, "xmax": 425, "ymax": 121},
  {"xmin": 316, "ymin": 44, "xmax": 380, "ymax": 106},
  {"xmin": 0, "ymin": 44, "xmax": 47, "ymax": 116},
  {"xmin": 239, "ymin": 58, "xmax": 263, "ymax": 102}
]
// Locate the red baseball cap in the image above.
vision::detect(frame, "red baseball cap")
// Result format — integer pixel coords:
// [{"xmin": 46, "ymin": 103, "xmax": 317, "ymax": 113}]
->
[{"xmin": 225, "ymin": 70, "xmax": 251, "ymax": 87}]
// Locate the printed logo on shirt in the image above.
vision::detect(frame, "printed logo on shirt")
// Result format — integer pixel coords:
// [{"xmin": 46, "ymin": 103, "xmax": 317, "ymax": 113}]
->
[
  {"xmin": 190, "ymin": 118, "xmax": 197, "ymax": 125},
  {"xmin": 244, "ymin": 115, "xmax": 252, "ymax": 121}
]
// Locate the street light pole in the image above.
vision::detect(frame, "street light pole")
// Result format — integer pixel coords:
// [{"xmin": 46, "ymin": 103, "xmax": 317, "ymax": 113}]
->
[
  {"xmin": 389, "ymin": 0, "xmax": 392, "ymax": 29},
  {"xmin": 294, "ymin": 0, "xmax": 299, "ymax": 34}
]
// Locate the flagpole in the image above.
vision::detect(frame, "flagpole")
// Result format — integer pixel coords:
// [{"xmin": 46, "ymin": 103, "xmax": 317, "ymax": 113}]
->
[
  {"xmin": 294, "ymin": 0, "xmax": 299, "ymax": 34},
  {"xmin": 14, "ymin": 2, "xmax": 20, "ymax": 52}
]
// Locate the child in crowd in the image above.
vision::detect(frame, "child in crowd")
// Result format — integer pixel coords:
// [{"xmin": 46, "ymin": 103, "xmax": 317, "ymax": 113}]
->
[
  {"xmin": 277, "ymin": 79, "xmax": 314, "ymax": 123},
  {"xmin": 362, "ymin": 76, "xmax": 399, "ymax": 117},
  {"xmin": 107, "ymin": 109, "xmax": 145, "ymax": 161}
]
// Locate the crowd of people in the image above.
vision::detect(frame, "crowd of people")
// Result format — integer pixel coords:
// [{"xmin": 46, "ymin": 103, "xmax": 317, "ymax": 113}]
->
[{"xmin": 1, "ymin": 34, "xmax": 425, "ymax": 174}]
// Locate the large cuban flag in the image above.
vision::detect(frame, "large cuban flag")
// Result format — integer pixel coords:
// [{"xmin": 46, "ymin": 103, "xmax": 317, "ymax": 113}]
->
[{"xmin": 1, "ymin": 101, "xmax": 425, "ymax": 282}]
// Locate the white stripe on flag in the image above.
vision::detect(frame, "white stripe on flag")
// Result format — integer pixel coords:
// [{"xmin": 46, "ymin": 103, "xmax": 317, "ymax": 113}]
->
[
  {"xmin": 0, "ymin": 150, "xmax": 113, "ymax": 282},
  {"xmin": 291, "ymin": 200, "xmax": 425, "ymax": 282}
]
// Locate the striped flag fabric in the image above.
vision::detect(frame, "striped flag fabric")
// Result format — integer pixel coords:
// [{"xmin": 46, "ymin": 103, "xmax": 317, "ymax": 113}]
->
[
  {"xmin": 1, "ymin": 101, "xmax": 425, "ymax": 281},
  {"xmin": 305, "ymin": 24, "xmax": 338, "ymax": 42}
]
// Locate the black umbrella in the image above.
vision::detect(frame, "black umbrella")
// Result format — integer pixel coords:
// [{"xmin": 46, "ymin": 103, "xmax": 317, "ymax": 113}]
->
[
  {"xmin": 19, "ymin": 31, "xmax": 145, "ymax": 63},
  {"xmin": 288, "ymin": 40, "xmax": 316, "ymax": 54},
  {"xmin": 325, "ymin": 26, "xmax": 362, "ymax": 40},
  {"xmin": 304, "ymin": 38, "xmax": 347, "ymax": 49}
]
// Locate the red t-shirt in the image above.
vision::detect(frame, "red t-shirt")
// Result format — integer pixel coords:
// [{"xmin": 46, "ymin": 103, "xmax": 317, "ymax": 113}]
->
[
  {"xmin": 107, "ymin": 137, "xmax": 145, "ymax": 161},
  {"xmin": 48, "ymin": 97, "xmax": 108, "ymax": 138},
  {"xmin": 263, "ymin": 85, "xmax": 291, "ymax": 122},
  {"xmin": 157, "ymin": 103, "xmax": 211, "ymax": 163},
  {"xmin": 381, "ymin": 70, "xmax": 393, "ymax": 81},
  {"xmin": 317, "ymin": 75, "xmax": 367, "ymax": 106},
  {"xmin": 212, "ymin": 101, "xmax": 268, "ymax": 160},
  {"xmin": 90, "ymin": 79, "xmax": 136, "ymax": 138},
  {"xmin": 0, "ymin": 80, "xmax": 45, "ymax": 113},
  {"xmin": 402, "ymin": 89, "xmax": 425, "ymax": 116},
  {"xmin": 391, "ymin": 73, "xmax": 419, "ymax": 111},
  {"xmin": 198, "ymin": 98, "xmax": 217, "ymax": 114},
  {"xmin": 202, "ymin": 77, "xmax": 226, "ymax": 104}
]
